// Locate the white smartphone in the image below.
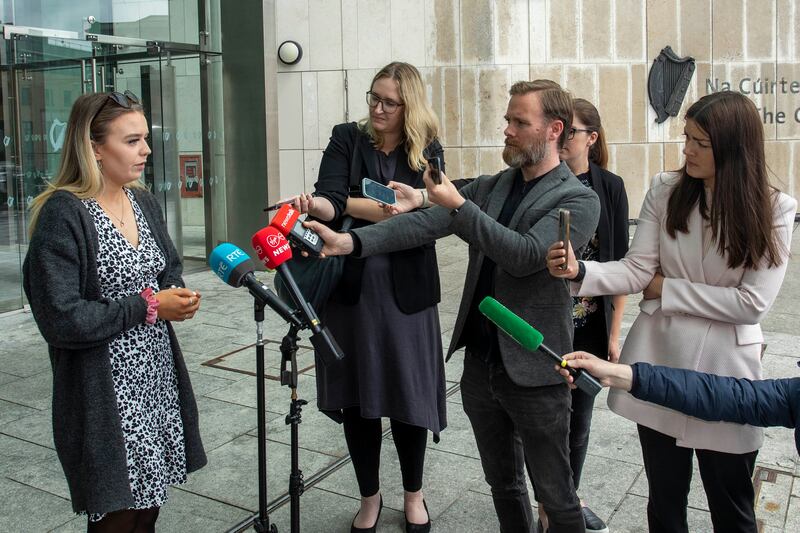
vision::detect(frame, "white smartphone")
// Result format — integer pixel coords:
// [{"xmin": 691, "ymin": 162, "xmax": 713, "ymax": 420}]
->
[{"xmin": 362, "ymin": 177, "xmax": 396, "ymax": 205}]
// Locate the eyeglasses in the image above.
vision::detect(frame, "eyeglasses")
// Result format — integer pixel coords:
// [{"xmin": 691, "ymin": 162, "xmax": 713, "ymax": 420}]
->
[
  {"xmin": 366, "ymin": 91, "xmax": 404, "ymax": 114},
  {"xmin": 567, "ymin": 127, "xmax": 594, "ymax": 140}
]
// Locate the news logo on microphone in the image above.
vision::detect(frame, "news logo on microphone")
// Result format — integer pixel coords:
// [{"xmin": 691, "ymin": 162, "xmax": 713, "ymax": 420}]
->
[{"xmin": 269, "ymin": 204, "xmax": 324, "ymax": 255}]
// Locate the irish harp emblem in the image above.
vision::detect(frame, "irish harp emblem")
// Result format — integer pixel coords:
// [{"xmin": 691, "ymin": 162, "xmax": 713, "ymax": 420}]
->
[{"xmin": 648, "ymin": 46, "xmax": 696, "ymax": 124}]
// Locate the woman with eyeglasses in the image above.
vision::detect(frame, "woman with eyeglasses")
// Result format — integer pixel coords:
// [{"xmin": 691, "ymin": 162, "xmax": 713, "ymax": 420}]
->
[
  {"xmin": 24, "ymin": 91, "xmax": 206, "ymax": 532},
  {"xmin": 292, "ymin": 62, "xmax": 443, "ymax": 533},
  {"xmin": 547, "ymin": 91, "xmax": 797, "ymax": 532},
  {"xmin": 541, "ymin": 98, "xmax": 629, "ymax": 533}
]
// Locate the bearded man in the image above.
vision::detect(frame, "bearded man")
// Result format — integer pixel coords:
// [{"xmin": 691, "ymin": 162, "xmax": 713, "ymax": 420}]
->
[{"xmin": 307, "ymin": 80, "xmax": 599, "ymax": 533}]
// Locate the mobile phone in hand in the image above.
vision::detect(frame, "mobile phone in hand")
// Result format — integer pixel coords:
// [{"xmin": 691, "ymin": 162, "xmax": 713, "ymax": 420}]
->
[
  {"xmin": 428, "ymin": 157, "xmax": 442, "ymax": 185},
  {"xmin": 558, "ymin": 208, "xmax": 570, "ymax": 270},
  {"xmin": 362, "ymin": 178, "xmax": 397, "ymax": 205}
]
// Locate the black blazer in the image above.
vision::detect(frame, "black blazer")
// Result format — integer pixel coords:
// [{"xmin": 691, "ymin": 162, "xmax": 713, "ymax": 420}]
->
[
  {"xmin": 314, "ymin": 122, "xmax": 444, "ymax": 314},
  {"xmin": 587, "ymin": 161, "xmax": 630, "ymax": 333}
]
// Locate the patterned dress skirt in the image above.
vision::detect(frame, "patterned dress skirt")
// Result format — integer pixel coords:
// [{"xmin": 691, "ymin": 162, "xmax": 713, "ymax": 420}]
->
[{"xmin": 82, "ymin": 188, "xmax": 187, "ymax": 519}]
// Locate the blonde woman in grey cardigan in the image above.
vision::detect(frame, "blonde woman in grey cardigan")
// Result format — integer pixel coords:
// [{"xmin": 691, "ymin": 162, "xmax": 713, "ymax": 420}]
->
[{"xmin": 24, "ymin": 92, "xmax": 206, "ymax": 532}]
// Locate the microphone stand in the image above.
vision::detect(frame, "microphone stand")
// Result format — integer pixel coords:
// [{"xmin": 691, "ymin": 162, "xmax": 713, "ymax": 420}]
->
[
  {"xmin": 279, "ymin": 324, "xmax": 307, "ymax": 533},
  {"xmin": 253, "ymin": 299, "xmax": 278, "ymax": 533}
]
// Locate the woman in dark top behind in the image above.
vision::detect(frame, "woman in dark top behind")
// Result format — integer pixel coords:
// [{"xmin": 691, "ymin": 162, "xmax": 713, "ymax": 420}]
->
[
  {"xmin": 549, "ymin": 97, "xmax": 629, "ymax": 533},
  {"xmin": 24, "ymin": 92, "xmax": 206, "ymax": 532},
  {"xmin": 293, "ymin": 62, "xmax": 444, "ymax": 533}
]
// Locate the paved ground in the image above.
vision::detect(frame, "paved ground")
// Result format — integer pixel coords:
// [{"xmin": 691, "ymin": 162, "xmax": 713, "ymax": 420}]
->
[{"xmin": 1, "ymin": 232, "xmax": 798, "ymax": 532}]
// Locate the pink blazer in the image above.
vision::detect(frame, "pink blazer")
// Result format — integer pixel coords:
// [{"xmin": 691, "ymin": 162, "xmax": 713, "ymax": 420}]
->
[{"xmin": 574, "ymin": 172, "xmax": 797, "ymax": 453}]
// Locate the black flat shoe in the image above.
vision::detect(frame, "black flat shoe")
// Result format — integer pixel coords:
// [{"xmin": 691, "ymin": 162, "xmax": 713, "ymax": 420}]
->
[
  {"xmin": 404, "ymin": 499, "xmax": 431, "ymax": 533},
  {"xmin": 351, "ymin": 496, "xmax": 383, "ymax": 533}
]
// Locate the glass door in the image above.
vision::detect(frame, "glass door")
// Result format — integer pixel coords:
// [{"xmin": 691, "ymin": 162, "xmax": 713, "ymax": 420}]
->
[
  {"xmin": 0, "ymin": 27, "xmax": 89, "ymax": 311},
  {"xmin": 0, "ymin": 26, "xmax": 212, "ymax": 311}
]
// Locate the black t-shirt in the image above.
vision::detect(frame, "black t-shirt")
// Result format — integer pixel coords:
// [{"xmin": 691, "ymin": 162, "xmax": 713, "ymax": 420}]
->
[
  {"xmin": 463, "ymin": 168, "xmax": 549, "ymax": 365},
  {"xmin": 572, "ymin": 170, "xmax": 607, "ymax": 351}
]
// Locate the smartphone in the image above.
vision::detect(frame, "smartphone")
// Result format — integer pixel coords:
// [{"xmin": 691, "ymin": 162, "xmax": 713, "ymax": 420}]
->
[
  {"xmin": 428, "ymin": 156, "xmax": 442, "ymax": 185},
  {"xmin": 558, "ymin": 208, "xmax": 570, "ymax": 270},
  {"xmin": 362, "ymin": 177, "xmax": 396, "ymax": 205},
  {"xmin": 263, "ymin": 197, "xmax": 296, "ymax": 212}
]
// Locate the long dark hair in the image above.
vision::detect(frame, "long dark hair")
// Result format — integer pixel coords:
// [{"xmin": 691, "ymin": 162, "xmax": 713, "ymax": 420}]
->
[
  {"xmin": 666, "ymin": 91, "xmax": 782, "ymax": 269},
  {"xmin": 572, "ymin": 98, "xmax": 608, "ymax": 169}
]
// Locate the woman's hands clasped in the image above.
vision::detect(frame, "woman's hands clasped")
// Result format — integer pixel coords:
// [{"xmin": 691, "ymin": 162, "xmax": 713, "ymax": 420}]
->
[{"xmin": 155, "ymin": 287, "xmax": 201, "ymax": 322}]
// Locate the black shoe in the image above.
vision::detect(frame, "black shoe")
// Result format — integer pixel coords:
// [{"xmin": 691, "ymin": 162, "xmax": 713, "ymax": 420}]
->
[
  {"xmin": 582, "ymin": 506, "xmax": 609, "ymax": 533},
  {"xmin": 351, "ymin": 496, "xmax": 383, "ymax": 533},
  {"xmin": 404, "ymin": 499, "xmax": 431, "ymax": 533}
]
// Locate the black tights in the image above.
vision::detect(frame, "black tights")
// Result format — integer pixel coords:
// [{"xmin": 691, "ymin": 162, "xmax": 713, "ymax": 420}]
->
[
  {"xmin": 342, "ymin": 407, "xmax": 428, "ymax": 497},
  {"xmin": 87, "ymin": 507, "xmax": 160, "ymax": 533}
]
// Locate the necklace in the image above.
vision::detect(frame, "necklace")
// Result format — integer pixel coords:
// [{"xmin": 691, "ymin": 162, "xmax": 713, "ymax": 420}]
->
[{"xmin": 99, "ymin": 191, "xmax": 126, "ymax": 227}]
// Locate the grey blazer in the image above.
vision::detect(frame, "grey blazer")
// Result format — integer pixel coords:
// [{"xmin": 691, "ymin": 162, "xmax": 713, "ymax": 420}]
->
[{"xmin": 353, "ymin": 162, "xmax": 600, "ymax": 387}]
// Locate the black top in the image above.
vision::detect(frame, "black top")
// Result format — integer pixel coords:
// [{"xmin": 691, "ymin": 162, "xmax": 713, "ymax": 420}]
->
[
  {"xmin": 463, "ymin": 168, "xmax": 548, "ymax": 364},
  {"xmin": 585, "ymin": 162, "xmax": 630, "ymax": 337},
  {"xmin": 573, "ymin": 170, "xmax": 606, "ymax": 338},
  {"xmin": 314, "ymin": 122, "xmax": 445, "ymax": 314}
]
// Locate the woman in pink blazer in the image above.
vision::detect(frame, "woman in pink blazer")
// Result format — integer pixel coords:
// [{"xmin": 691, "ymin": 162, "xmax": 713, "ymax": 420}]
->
[{"xmin": 547, "ymin": 91, "xmax": 796, "ymax": 533}]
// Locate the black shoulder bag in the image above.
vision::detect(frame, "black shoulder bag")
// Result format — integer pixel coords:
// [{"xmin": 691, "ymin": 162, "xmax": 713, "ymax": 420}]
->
[{"xmin": 274, "ymin": 136, "xmax": 360, "ymax": 314}]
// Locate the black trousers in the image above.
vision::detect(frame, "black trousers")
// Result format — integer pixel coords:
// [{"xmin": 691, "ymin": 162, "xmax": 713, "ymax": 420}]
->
[
  {"xmin": 342, "ymin": 407, "xmax": 428, "ymax": 497},
  {"xmin": 461, "ymin": 354, "xmax": 584, "ymax": 533},
  {"xmin": 568, "ymin": 325, "xmax": 608, "ymax": 491},
  {"xmin": 638, "ymin": 424, "xmax": 758, "ymax": 533}
]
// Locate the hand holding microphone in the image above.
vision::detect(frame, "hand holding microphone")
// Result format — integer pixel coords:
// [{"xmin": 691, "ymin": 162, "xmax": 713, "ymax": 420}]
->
[
  {"xmin": 557, "ymin": 351, "xmax": 634, "ymax": 391},
  {"xmin": 478, "ymin": 296, "xmax": 602, "ymax": 396},
  {"xmin": 251, "ymin": 227, "xmax": 345, "ymax": 365},
  {"xmin": 270, "ymin": 204, "xmax": 324, "ymax": 256}
]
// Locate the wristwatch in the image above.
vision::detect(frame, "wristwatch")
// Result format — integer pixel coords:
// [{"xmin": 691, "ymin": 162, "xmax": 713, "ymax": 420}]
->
[
  {"xmin": 573, "ymin": 261, "xmax": 587, "ymax": 282},
  {"xmin": 449, "ymin": 206, "xmax": 460, "ymax": 217}
]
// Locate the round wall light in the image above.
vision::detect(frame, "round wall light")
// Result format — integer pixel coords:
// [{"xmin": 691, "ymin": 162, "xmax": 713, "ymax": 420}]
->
[{"xmin": 277, "ymin": 40, "xmax": 303, "ymax": 65}]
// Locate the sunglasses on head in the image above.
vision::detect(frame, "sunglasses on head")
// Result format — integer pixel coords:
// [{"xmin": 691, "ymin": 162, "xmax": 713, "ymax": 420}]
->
[
  {"xmin": 107, "ymin": 90, "xmax": 140, "ymax": 107},
  {"xmin": 90, "ymin": 90, "xmax": 141, "ymax": 131}
]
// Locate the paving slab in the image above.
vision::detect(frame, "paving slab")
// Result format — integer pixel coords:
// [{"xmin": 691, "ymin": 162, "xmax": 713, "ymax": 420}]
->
[
  {"xmin": 0, "ymin": 232, "xmax": 798, "ymax": 532},
  {"xmin": 0, "ymin": 476, "xmax": 73, "ymax": 532},
  {"xmin": 180, "ymin": 434, "xmax": 340, "ymax": 512},
  {"xmin": 0, "ymin": 407, "xmax": 55, "ymax": 449},
  {"xmin": 0, "ymin": 398, "xmax": 38, "ymax": 426}
]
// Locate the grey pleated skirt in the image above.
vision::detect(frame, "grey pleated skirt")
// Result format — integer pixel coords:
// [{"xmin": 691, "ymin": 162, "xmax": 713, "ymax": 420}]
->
[{"xmin": 316, "ymin": 253, "xmax": 447, "ymax": 435}]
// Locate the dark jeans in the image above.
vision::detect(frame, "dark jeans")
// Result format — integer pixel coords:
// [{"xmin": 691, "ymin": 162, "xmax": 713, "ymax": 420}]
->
[
  {"xmin": 568, "ymin": 332, "xmax": 607, "ymax": 491},
  {"xmin": 461, "ymin": 354, "xmax": 584, "ymax": 533},
  {"xmin": 638, "ymin": 424, "xmax": 758, "ymax": 533},
  {"xmin": 342, "ymin": 407, "xmax": 428, "ymax": 496}
]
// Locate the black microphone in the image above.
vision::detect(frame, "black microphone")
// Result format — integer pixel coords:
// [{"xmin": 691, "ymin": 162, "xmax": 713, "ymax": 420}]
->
[
  {"xmin": 208, "ymin": 243, "xmax": 303, "ymax": 329},
  {"xmin": 269, "ymin": 203, "xmax": 325, "ymax": 255},
  {"xmin": 252, "ymin": 227, "xmax": 345, "ymax": 366}
]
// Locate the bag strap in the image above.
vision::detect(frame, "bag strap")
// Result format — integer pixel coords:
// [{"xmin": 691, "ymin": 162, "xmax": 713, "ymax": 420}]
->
[
  {"xmin": 349, "ymin": 127, "xmax": 362, "ymax": 189},
  {"xmin": 338, "ymin": 125, "xmax": 361, "ymax": 230}
]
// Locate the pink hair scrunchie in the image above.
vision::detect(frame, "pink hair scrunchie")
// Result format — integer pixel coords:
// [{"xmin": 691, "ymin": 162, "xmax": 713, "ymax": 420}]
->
[{"xmin": 140, "ymin": 287, "xmax": 160, "ymax": 325}]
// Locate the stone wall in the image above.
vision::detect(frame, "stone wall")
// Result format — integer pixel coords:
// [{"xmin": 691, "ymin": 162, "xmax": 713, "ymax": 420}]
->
[{"xmin": 274, "ymin": 0, "xmax": 800, "ymax": 216}]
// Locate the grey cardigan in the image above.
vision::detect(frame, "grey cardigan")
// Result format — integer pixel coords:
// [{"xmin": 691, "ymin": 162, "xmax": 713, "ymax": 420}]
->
[
  {"xmin": 23, "ymin": 188, "xmax": 206, "ymax": 515},
  {"xmin": 353, "ymin": 162, "xmax": 600, "ymax": 387}
]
